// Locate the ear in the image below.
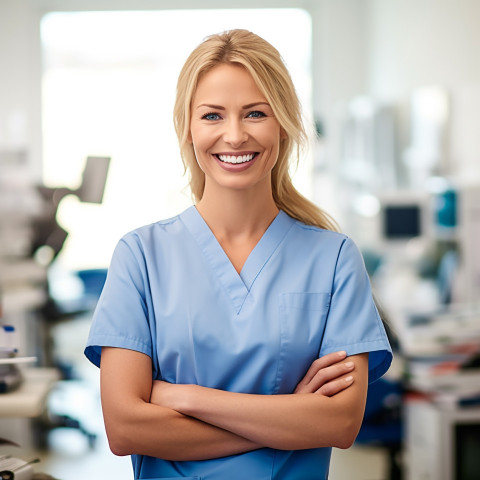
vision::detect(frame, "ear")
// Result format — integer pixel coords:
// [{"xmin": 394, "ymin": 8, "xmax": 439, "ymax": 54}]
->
[
  {"xmin": 280, "ymin": 127, "xmax": 288, "ymax": 140},
  {"xmin": 187, "ymin": 131, "xmax": 193, "ymax": 143}
]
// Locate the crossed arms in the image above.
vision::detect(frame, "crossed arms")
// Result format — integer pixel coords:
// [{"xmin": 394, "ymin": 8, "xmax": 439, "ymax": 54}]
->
[{"xmin": 100, "ymin": 347, "xmax": 368, "ymax": 461}]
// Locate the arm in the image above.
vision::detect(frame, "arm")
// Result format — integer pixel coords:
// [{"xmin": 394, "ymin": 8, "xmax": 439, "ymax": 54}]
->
[
  {"xmin": 100, "ymin": 347, "xmax": 261, "ymax": 460},
  {"xmin": 151, "ymin": 352, "xmax": 368, "ymax": 451},
  {"xmin": 100, "ymin": 347, "xmax": 356, "ymax": 459}
]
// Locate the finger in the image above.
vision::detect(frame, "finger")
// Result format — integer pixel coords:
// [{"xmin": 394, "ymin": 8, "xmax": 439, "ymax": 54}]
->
[
  {"xmin": 294, "ymin": 358, "xmax": 353, "ymax": 394},
  {"xmin": 295, "ymin": 361, "xmax": 354, "ymax": 394},
  {"xmin": 294, "ymin": 354, "xmax": 345, "ymax": 392},
  {"xmin": 306, "ymin": 360, "xmax": 355, "ymax": 392},
  {"xmin": 315, "ymin": 375, "xmax": 354, "ymax": 397},
  {"xmin": 297, "ymin": 351, "xmax": 347, "ymax": 387}
]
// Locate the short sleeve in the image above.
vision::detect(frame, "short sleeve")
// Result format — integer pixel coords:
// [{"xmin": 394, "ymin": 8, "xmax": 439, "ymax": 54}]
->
[
  {"xmin": 319, "ymin": 237, "xmax": 392, "ymax": 383},
  {"xmin": 84, "ymin": 235, "xmax": 154, "ymax": 368}
]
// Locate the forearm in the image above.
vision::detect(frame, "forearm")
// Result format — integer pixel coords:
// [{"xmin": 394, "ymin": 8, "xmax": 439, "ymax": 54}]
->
[
  {"xmin": 100, "ymin": 347, "xmax": 260, "ymax": 461},
  {"xmin": 154, "ymin": 353, "xmax": 368, "ymax": 451},
  {"xmin": 103, "ymin": 398, "xmax": 260, "ymax": 460},
  {"xmin": 171, "ymin": 386, "xmax": 360, "ymax": 450}
]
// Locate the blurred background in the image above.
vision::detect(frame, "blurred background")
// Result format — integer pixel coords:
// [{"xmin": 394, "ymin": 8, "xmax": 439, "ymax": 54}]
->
[{"xmin": 0, "ymin": 1, "xmax": 479, "ymax": 479}]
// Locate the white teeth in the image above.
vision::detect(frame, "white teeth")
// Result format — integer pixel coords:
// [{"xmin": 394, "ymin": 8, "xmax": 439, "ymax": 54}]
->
[{"xmin": 217, "ymin": 154, "xmax": 255, "ymax": 164}]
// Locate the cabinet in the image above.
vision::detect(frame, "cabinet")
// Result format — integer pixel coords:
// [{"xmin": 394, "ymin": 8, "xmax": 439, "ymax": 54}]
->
[{"xmin": 406, "ymin": 400, "xmax": 480, "ymax": 480}]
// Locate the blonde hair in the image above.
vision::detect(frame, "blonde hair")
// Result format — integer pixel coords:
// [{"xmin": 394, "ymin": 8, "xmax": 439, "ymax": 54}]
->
[{"xmin": 173, "ymin": 29, "xmax": 338, "ymax": 231}]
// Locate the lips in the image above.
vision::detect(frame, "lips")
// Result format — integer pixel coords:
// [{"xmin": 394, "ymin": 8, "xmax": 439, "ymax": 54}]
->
[{"xmin": 215, "ymin": 153, "xmax": 258, "ymax": 164}]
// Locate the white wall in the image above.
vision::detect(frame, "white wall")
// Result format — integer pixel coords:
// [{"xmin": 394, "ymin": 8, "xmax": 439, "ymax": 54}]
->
[
  {"xmin": 310, "ymin": 0, "xmax": 369, "ymax": 125},
  {"xmin": 368, "ymin": 0, "xmax": 480, "ymax": 182},
  {"xmin": 0, "ymin": 0, "xmax": 42, "ymax": 179}
]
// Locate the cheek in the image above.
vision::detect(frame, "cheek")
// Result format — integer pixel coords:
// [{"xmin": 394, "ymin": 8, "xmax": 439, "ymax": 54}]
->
[
  {"xmin": 259, "ymin": 146, "xmax": 280, "ymax": 175},
  {"xmin": 192, "ymin": 144, "xmax": 202, "ymax": 163},
  {"xmin": 190, "ymin": 127, "xmax": 211, "ymax": 153},
  {"xmin": 191, "ymin": 144, "xmax": 210, "ymax": 174},
  {"xmin": 263, "ymin": 133, "xmax": 282, "ymax": 159},
  {"xmin": 259, "ymin": 124, "xmax": 282, "ymax": 148},
  {"xmin": 189, "ymin": 132, "xmax": 202, "ymax": 158}
]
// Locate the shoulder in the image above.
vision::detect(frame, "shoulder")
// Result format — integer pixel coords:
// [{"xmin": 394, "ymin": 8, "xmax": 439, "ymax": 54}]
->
[
  {"xmin": 284, "ymin": 214, "xmax": 365, "ymax": 265},
  {"xmin": 286, "ymin": 214, "xmax": 349, "ymax": 248},
  {"xmin": 119, "ymin": 213, "xmax": 184, "ymax": 248},
  {"xmin": 109, "ymin": 211, "xmax": 189, "ymax": 267}
]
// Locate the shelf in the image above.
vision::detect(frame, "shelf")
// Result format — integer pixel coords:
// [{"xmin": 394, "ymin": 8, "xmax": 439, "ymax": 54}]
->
[{"xmin": 0, "ymin": 368, "xmax": 59, "ymax": 418}]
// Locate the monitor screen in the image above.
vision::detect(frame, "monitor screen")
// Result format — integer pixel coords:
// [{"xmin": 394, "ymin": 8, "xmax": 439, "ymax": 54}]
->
[
  {"xmin": 383, "ymin": 204, "xmax": 421, "ymax": 239},
  {"xmin": 455, "ymin": 423, "xmax": 480, "ymax": 479}
]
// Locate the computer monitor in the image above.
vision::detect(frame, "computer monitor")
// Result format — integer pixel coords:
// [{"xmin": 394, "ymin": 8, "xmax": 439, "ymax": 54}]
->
[
  {"xmin": 383, "ymin": 204, "xmax": 422, "ymax": 239},
  {"xmin": 32, "ymin": 156, "xmax": 111, "ymax": 260},
  {"xmin": 75, "ymin": 156, "xmax": 110, "ymax": 204},
  {"xmin": 378, "ymin": 192, "xmax": 430, "ymax": 243}
]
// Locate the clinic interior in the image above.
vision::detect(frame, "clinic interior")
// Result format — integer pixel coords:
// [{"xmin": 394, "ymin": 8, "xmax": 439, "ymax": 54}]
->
[{"xmin": 1, "ymin": 1, "xmax": 480, "ymax": 479}]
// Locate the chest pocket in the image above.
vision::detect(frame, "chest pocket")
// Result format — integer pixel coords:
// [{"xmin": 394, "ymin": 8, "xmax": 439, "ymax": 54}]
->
[{"xmin": 275, "ymin": 292, "xmax": 331, "ymax": 394}]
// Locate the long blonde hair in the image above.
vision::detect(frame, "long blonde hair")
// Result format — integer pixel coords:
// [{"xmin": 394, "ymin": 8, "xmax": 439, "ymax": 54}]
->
[{"xmin": 173, "ymin": 29, "xmax": 338, "ymax": 231}]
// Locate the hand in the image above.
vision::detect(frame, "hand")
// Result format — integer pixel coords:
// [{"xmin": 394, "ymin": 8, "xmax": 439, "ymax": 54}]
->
[{"xmin": 294, "ymin": 351, "xmax": 355, "ymax": 396}]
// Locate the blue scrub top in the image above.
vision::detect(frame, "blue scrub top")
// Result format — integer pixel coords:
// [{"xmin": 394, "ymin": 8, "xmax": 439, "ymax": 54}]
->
[{"xmin": 85, "ymin": 206, "xmax": 392, "ymax": 480}]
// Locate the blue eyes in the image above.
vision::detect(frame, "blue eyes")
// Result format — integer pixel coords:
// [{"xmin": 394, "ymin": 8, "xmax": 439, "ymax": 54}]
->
[
  {"xmin": 203, "ymin": 112, "xmax": 221, "ymax": 121},
  {"xmin": 247, "ymin": 111, "xmax": 266, "ymax": 119},
  {"xmin": 201, "ymin": 111, "xmax": 267, "ymax": 121}
]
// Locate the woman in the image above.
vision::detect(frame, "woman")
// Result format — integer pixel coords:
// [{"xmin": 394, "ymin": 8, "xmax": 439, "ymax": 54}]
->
[{"xmin": 85, "ymin": 29, "xmax": 392, "ymax": 479}]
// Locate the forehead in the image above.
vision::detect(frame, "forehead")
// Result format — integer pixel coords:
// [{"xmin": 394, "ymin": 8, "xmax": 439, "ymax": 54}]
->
[{"xmin": 192, "ymin": 64, "xmax": 267, "ymax": 105}]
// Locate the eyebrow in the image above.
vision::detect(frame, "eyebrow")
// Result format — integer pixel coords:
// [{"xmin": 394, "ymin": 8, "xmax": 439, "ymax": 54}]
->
[{"xmin": 196, "ymin": 102, "xmax": 271, "ymax": 110}]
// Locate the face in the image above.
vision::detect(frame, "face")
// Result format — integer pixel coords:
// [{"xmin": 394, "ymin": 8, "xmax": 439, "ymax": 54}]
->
[{"xmin": 189, "ymin": 63, "xmax": 284, "ymax": 195}]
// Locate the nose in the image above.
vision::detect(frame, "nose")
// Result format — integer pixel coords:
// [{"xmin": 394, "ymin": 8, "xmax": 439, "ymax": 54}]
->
[{"xmin": 223, "ymin": 118, "xmax": 248, "ymax": 147}]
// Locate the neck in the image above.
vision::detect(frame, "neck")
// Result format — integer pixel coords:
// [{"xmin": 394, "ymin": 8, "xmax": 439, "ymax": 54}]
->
[{"xmin": 196, "ymin": 184, "xmax": 279, "ymax": 240}]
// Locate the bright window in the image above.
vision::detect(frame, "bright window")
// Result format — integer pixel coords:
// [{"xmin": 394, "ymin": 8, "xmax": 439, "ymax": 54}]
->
[{"xmin": 41, "ymin": 9, "xmax": 312, "ymax": 269}]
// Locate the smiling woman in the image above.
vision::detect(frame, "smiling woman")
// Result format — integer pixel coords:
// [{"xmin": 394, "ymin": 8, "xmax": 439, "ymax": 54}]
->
[{"xmin": 84, "ymin": 29, "xmax": 392, "ymax": 480}]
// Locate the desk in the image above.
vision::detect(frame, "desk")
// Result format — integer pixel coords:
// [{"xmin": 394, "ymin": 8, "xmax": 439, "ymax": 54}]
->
[{"xmin": 0, "ymin": 368, "xmax": 59, "ymax": 418}]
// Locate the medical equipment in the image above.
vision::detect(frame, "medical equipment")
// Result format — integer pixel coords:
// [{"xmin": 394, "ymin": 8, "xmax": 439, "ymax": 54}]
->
[
  {"xmin": 0, "ymin": 456, "xmax": 39, "ymax": 480},
  {"xmin": 32, "ymin": 156, "xmax": 110, "ymax": 261}
]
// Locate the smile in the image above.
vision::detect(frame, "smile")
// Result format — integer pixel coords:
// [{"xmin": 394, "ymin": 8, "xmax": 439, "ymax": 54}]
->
[{"xmin": 215, "ymin": 153, "xmax": 257, "ymax": 164}]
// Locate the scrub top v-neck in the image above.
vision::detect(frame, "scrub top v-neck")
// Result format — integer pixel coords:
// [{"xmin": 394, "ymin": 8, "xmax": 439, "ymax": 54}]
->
[
  {"xmin": 180, "ymin": 205, "xmax": 293, "ymax": 314},
  {"xmin": 85, "ymin": 206, "xmax": 392, "ymax": 480}
]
